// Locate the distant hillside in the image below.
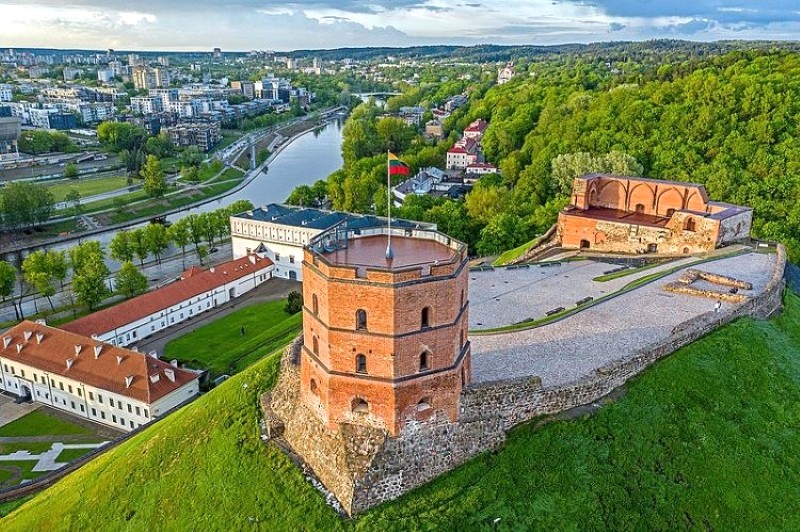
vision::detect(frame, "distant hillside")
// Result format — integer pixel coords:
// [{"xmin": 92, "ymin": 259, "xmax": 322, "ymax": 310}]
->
[{"xmin": 3, "ymin": 292, "xmax": 800, "ymax": 528}]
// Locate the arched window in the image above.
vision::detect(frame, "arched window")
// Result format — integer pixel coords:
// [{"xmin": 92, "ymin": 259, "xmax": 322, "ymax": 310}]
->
[
  {"xmin": 312, "ymin": 294, "xmax": 318, "ymax": 315},
  {"xmin": 580, "ymin": 239, "xmax": 590, "ymax": 249},
  {"xmin": 419, "ymin": 351, "xmax": 429, "ymax": 371},
  {"xmin": 312, "ymin": 336, "xmax": 319, "ymax": 355},
  {"xmin": 421, "ymin": 307, "xmax": 431, "ymax": 328},
  {"xmin": 683, "ymin": 247, "xmax": 690, "ymax": 254},
  {"xmin": 352, "ymin": 397, "xmax": 369, "ymax": 414},
  {"xmin": 417, "ymin": 397, "xmax": 432, "ymax": 411},
  {"xmin": 635, "ymin": 203, "xmax": 645, "ymax": 214},
  {"xmin": 684, "ymin": 218, "xmax": 696, "ymax": 232},
  {"xmin": 310, "ymin": 379, "xmax": 319, "ymax": 396},
  {"xmin": 356, "ymin": 354, "xmax": 367, "ymax": 374},
  {"xmin": 666, "ymin": 208, "xmax": 676, "ymax": 217},
  {"xmin": 356, "ymin": 309, "xmax": 367, "ymax": 330}
]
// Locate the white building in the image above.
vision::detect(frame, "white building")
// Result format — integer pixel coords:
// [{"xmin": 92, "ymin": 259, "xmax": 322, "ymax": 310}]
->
[
  {"xmin": 130, "ymin": 96, "xmax": 164, "ymax": 115},
  {"xmin": 97, "ymin": 69, "xmax": 114, "ymax": 83},
  {"xmin": 62, "ymin": 255, "xmax": 274, "ymax": 347},
  {"xmin": 0, "ymin": 84, "xmax": 12, "ymax": 102},
  {"xmin": 230, "ymin": 204, "xmax": 431, "ymax": 281},
  {"xmin": 0, "ymin": 321, "xmax": 200, "ymax": 432}
]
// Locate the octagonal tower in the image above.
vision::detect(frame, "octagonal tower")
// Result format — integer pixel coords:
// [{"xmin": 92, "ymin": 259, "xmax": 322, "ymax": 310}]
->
[{"xmin": 300, "ymin": 223, "xmax": 470, "ymax": 436}]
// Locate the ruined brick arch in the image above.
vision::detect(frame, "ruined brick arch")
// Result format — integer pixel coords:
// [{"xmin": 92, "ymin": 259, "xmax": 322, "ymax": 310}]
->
[
  {"xmin": 685, "ymin": 191, "xmax": 706, "ymax": 212},
  {"xmin": 627, "ymin": 183, "xmax": 656, "ymax": 214},
  {"xmin": 655, "ymin": 187, "xmax": 685, "ymax": 216},
  {"xmin": 594, "ymin": 232, "xmax": 606, "ymax": 244},
  {"xmin": 595, "ymin": 180, "xmax": 626, "ymax": 209},
  {"xmin": 310, "ymin": 378, "xmax": 319, "ymax": 396}
]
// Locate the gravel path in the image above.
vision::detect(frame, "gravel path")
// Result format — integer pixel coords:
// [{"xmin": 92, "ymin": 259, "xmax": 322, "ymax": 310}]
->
[
  {"xmin": 470, "ymin": 252, "xmax": 776, "ymax": 387},
  {"xmin": 468, "ymin": 257, "xmax": 696, "ymax": 329}
]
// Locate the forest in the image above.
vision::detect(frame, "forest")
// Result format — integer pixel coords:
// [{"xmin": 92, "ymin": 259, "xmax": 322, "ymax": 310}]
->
[{"xmin": 311, "ymin": 47, "xmax": 800, "ymax": 261}]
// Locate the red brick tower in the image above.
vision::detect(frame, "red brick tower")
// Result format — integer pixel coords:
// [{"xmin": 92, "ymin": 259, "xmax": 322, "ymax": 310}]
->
[{"xmin": 300, "ymin": 225, "xmax": 470, "ymax": 436}]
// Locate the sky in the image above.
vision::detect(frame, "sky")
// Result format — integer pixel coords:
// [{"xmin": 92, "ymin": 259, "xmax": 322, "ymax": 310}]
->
[{"xmin": 0, "ymin": 1, "xmax": 798, "ymax": 51}]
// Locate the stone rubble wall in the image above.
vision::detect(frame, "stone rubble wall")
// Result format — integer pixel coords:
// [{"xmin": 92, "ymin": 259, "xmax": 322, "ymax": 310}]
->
[{"xmin": 266, "ymin": 246, "xmax": 786, "ymax": 515}]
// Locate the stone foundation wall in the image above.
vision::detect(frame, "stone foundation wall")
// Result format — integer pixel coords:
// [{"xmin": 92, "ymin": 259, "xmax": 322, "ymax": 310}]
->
[{"xmin": 264, "ymin": 247, "xmax": 786, "ymax": 515}]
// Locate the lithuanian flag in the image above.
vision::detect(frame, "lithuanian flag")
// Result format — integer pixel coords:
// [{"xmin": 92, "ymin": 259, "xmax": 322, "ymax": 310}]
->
[{"xmin": 388, "ymin": 152, "xmax": 410, "ymax": 176}]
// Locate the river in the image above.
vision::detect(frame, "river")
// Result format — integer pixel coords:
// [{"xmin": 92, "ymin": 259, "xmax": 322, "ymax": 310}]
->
[{"xmin": 1, "ymin": 118, "xmax": 344, "ymax": 267}]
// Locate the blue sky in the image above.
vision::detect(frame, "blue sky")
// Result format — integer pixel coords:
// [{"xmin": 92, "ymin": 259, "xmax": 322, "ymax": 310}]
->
[{"xmin": 1, "ymin": 1, "xmax": 798, "ymax": 51}]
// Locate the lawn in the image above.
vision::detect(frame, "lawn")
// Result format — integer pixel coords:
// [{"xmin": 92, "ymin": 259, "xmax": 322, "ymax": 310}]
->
[
  {"xmin": 492, "ymin": 235, "xmax": 541, "ymax": 266},
  {"xmin": 47, "ymin": 176, "xmax": 128, "ymax": 202},
  {"xmin": 163, "ymin": 299, "xmax": 302, "ymax": 377},
  {"xmin": 4, "ymin": 293, "xmax": 800, "ymax": 529},
  {"xmin": 0, "ymin": 410, "xmax": 93, "ymax": 438}
]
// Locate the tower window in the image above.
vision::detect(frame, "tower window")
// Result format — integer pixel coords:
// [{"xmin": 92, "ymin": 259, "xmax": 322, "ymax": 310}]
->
[
  {"xmin": 684, "ymin": 218, "xmax": 696, "ymax": 232},
  {"xmin": 356, "ymin": 354, "xmax": 367, "ymax": 374},
  {"xmin": 356, "ymin": 309, "xmax": 367, "ymax": 330},
  {"xmin": 419, "ymin": 351, "xmax": 429, "ymax": 371},
  {"xmin": 352, "ymin": 397, "xmax": 369, "ymax": 414},
  {"xmin": 310, "ymin": 379, "xmax": 319, "ymax": 396},
  {"xmin": 312, "ymin": 336, "xmax": 319, "ymax": 355},
  {"xmin": 312, "ymin": 294, "xmax": 318, "ymax": 315},
  {"xmin": 461, "ymin": 289, "xmax": 465, "ymax": 309},
  {"xmin": 421, "ymin": 307, "xmax": 431, "ymax": 328}
]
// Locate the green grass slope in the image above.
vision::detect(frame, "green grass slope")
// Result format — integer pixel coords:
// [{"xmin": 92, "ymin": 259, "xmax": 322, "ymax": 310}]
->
[{"xmin": 5, "ymin": 294, "xmax": 800, "ymax": 530}]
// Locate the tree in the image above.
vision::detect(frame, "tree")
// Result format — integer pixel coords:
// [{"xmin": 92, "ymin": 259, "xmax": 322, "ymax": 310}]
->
[
  {"xmin": 168, "ymin": 220, "xmax": 191, "ymax": 268},
  {"xmin": 141, "ymin": 155, "xmax": 167, "ymax": 197},
  {"xmin": 182, "ymin": 165, "xmax": 200, "ymax": 183},
  {"xmin": 48, "ymin": 250, "xmax": 68, "ymax": 291},
  {"xmin": 0, "ymin": 182, "xmax": 54, "ymax": 229},
  {"xmin": 114, "ymin": 261, "xmax": 148, "ymax": 299},
  {"xmin": 65, "ymin": 188, "xmax": 82, "ymax": 214},
  {"xmin": 465, "ymin": 183, "xmax": 512, "ymax": 224},
  {"xmin": 130, "ymin": 228, "xmax": 150, "ymax": 266},
  {"xmin": 64, "ymin": 162, "xmax": 79, "ymax": 179},
  {"xmin": 195, "ymin": 244, "xmax": 209, "ymax": 266},
  {"xmin": 22, "ymin": 251, "xmax": 57, "ymax": 311},
  {"xmin": 73, "ymin": 254, "xmax": 110, "ymax": 311},
  {"xmin": 0, "ymin": 261, "xmax": 16, "ymax": 309},
  {"xmin": 179, "ymin": 146, "xmax": 204, "ymax": 168},
  {"xmin": 477, "ymin": 213, "xmax": 529, "ymax": 256},
  {"xmin": 187, "ymin": 214, "xmax": 206, "ymax": 254},
  {"xmin": 109, "ymin": 230, "xmax": 135, "ymax": 263},
  {"xmin": 96, "ymin": 121, "xmax": 147, "ymax": 153},
  {"xmin": 145, "ymin": 223, "xmax": 170, "ymax": 264},
  {"xmin": 69, "ymin": 240, "xmax": 104, "ymax": 274},
  {"xmin": 285, "ymin": 290, "xmax": 303, "ymax": 314}
]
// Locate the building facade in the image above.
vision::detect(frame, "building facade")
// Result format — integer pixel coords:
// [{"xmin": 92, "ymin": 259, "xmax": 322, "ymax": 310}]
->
[
  {"xmin": 62, "ymin": 255, "xmax": 273, "ymax": 347},
  {"xmin": 300, "ymin": 225, "xmax": 471, "ymax": 436},
  {"xmin": 0, "ymin": 321, "xmax": 200, "ymax": 432},
  {"xmin": 230, "ymin": 204, "xmax": 433, "ymax": 281},
  {"xmin": 558, "ymin": 174, "xmax": 753, "ymax": 254}
]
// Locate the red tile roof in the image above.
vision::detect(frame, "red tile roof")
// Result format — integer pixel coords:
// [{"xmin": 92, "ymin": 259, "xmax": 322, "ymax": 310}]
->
[
  {"xmin": 0, "ymin": 321, "xmax": 198, "ymax": 404},
  {"xmin": 464, "ymin": 119, "xmax": 487, "ymax": 132},
  {"xmin": 62, "ymin": 254, "xmax": 273, "ymax": 338}
]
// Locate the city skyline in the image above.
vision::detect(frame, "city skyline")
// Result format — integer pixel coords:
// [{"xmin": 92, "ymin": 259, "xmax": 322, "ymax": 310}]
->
[{"xmin": 1, "ymin": 1, "xmax": 798, "ymax": 51}]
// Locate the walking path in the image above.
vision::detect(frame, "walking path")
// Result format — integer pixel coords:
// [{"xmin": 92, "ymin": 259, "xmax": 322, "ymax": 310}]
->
[
  {"xmin": 0, "ymin": 396, "xmax": 40, "ymax": 428},
  {"xmin": 0, "ymin": 442, "xmax": 109, "ymax": 473},
  {"xmin": 470, "ymin": 252, "xmax": 776, "ymax": 386}
]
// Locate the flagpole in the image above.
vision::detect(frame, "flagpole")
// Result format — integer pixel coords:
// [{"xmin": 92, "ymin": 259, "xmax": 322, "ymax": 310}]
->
[{"xmin": 386, "ymin": 150, "xmax": 393, "ymax": 260}]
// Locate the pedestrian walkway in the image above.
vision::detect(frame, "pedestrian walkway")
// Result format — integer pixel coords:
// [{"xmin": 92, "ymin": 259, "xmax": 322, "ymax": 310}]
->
[
  {"xmin": 0, "ymin": 395, "xmax": 40, "ymax": 428},
  {"xmin": 0, "ymin": 441, "xmax": 109, "ymax": 472}
]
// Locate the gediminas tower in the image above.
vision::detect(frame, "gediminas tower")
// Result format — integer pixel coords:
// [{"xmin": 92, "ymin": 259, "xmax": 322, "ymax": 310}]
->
[{"xmin": 300, "ymin": 223, "xmax": 470, "ymax": 436}]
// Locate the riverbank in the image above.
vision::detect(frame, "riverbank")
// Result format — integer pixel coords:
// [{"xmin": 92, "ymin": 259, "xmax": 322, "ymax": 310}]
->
[{"xmin": 1, "ymin": 108, "xmax": 346, "ymax": 255}]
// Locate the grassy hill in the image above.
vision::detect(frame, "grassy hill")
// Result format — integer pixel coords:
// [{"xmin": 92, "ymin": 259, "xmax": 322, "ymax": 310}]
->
[{"xmin": 3, "ymin": 294, "xmax": 800, "ymax": 530}]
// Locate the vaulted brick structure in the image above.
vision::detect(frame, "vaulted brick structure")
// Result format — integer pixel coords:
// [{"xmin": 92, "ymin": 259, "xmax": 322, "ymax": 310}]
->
[
  {"xmin": 558, "ymin": 174, "xmax": 753, "ymax": 254},
  {"xmin": 300, "ymin": 224, "xmax": 470, "ymax": 436}
]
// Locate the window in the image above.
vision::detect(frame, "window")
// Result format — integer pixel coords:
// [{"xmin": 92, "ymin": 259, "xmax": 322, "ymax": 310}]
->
[
  {"xmin": 356, "ymin": 354, "xmax": 367, "ymax": 374},
  {"xmin": 461, "ymin": 289, "xmax": 465, "ymax": 309},
  {"xmin": 460, "ymin": 329, "xmax": 465, "ymax": 348},
  {"xmin": 101, "ymin": 412, "xmax": 106, "ymax": 420},
  {"xmin": 356, "ymin": 309, "xmax": 367, "ymax": 330},
  {"xmin": 77, "ymin": 388, "xmax": 82, "ymax": 397},
  {"xmin": 120, "ymin": 417, "xmax": 125, "ymax": 426},
  {"xmin": 70, "ymin": 401, "xmax": 75, "ymax": 409},
  {"xmin": 130, "ymin": 420, "xmax": 134, "ymax": 429},
  {"xmin": 635, "ymin": 203, "xmax": 645, "ymax": 214},
  {"xmin": 289, "ymin": 255, "xmax": 295, "ymax": 264},
  {"xmin": 136, "ymin": 406, "xmax": 141, "ymax": 416},
  {"xmin": 59, "ymin": 382, "xmax": 64, "ymax": 391},
  {"xmin": 128, "ymin": 404, "xmax": 132, "ymax": 413},
  {"xmin": 310, "ymin": 379, "xmax": 319, "ymax": 396},
  {"xmin": 98, "ymin": 394, "xmax": 103, "ymax": 404},
  {"xmin": 421, "ymin": 307, "xmax": 431, "ymax": 328},
  {"xmin": 20, "ymin": 370, "xmax": 25, "ymax": 377},
  {"xmin": 144, "ymin": 409, "xmax": 149, "ymax": 419},
  {"xmin": 151, "ymin": 325, "xmax": 155, "ymax": 332},
  {"xmin": 352, "ymin": 397, "xmax": 369, "ymax": 414},
  {"xmin": 666, "ymin": 208, "xmax": 676, "ymax": 217},
  {"xmin": 312, "ymin": 336, "xmax": 319, "ymax": 356},
  {"xmin": 312, "ymin": 294, "xmax": 318, "ymax": 315},
  {"xmin": 275, "ymin": 252, "xmax": 280, "ymax": 261},
  {"xmin": 80, "ymin": 404, "xmax": 85, "ymax": 412},
  {"xmin": 91, "ymin": 408, "xmax": 97, "ymax": 416},
  {"xmin": 684, "ymin": 218, "xmax": 696, "ymax": 232},
  {"xmin": 68, "ymin": 385, "xmax": 73, "ymax": 394},
  {"xmin": 419, "ymin": 351, "xmax": 429, "ymax": 371}
]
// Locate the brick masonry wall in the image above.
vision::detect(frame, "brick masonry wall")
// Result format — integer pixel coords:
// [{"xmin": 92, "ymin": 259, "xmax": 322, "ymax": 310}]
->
[{"xmin": 265, "ymin": 246, "xmax": 786, "ymax": 515}]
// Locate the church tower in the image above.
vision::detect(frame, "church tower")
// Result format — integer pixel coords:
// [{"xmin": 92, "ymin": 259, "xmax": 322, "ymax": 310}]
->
[{"xmin": 300, "ymin": 224, "xmax": 470, "ymax": 436}]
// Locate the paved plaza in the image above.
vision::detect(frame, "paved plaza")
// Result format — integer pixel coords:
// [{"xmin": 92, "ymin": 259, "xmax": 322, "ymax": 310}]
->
[
  {"xmin": 0, "ymin": 394, "xmax": 41, "ymax": 428},
  {"xmin": 469, "ymin": 252, "xmax": 776, "ymax": 387},
  {"xmin": 468, "ymin": 257, "xmax": 696, "ymax": 329}
]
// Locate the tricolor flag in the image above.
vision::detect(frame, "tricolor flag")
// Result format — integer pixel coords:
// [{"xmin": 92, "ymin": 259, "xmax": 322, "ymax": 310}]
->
[{"xmin": 388, "ymin": 152, "xmax": 410, "ymax": 176}]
